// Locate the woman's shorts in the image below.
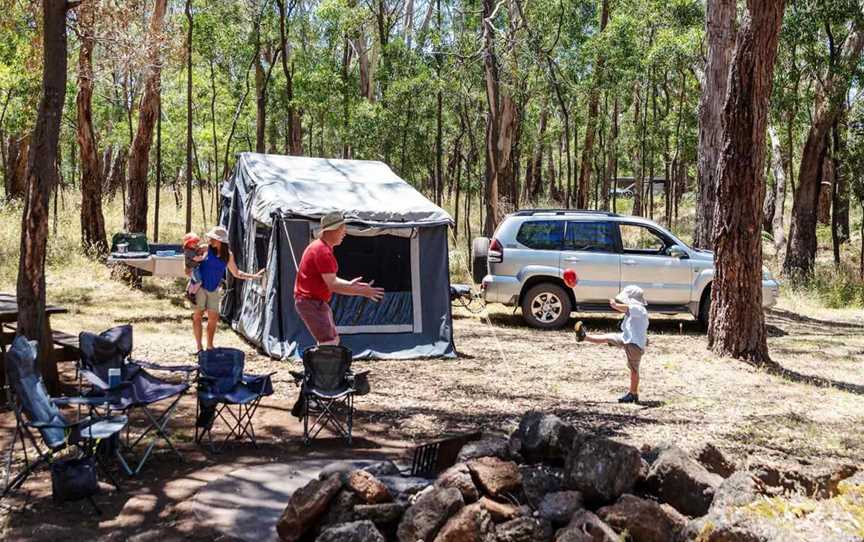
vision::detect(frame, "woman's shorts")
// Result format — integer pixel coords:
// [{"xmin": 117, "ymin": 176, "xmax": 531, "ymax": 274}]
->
[
  {"xmin": 295, "ymin": 297, "xmax": 338, "ymax": 344},
  {"xmin": 195, "ymin": 287, "xmax": 222, "ymax": 312}
]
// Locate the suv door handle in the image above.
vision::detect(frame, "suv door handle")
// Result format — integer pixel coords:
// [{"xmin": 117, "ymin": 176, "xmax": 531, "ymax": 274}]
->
[
  {"xmin": 564, "ymin": 256, "xmax": 581, "ymax": 262},
  {"xmin": 622, "ymin": 259, "xmax": 637, "ymax": 266}
]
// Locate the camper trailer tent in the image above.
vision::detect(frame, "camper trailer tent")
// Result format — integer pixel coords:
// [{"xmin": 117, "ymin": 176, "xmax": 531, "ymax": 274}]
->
[{"xmin": 219, "ymin": 153, "xmax": 456, "ymax": 360}]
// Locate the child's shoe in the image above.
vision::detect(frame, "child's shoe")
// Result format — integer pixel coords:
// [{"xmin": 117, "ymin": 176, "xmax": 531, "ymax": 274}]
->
[
  {"xmin": 574, "ymin": 321, "xmax": 586, "ymax": 342},
  {"xmin": 618, "ymin": 392, "xmax": 639, "ymax": 404}
]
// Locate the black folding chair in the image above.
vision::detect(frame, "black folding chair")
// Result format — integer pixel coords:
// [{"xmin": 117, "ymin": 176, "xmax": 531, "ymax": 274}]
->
[
  {"xmin": 77, "ymin": 325, "xmax": 194, "ymax": 476},
  {"xmin": 2, "ymin": 336, "xmax": 127, "ymax": 511},
  {"xmin": 195, "ymin": 348, "xmax": 274, "ymax": 452},
  {"xmin": 292, "ymin": 345, "xmax": 365, "ymax": 447}
]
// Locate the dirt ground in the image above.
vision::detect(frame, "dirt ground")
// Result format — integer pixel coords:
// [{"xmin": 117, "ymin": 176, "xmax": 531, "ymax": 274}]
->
[{"xmin": 1, "ymin": 268, "xmax": 863, "ymax": 540}]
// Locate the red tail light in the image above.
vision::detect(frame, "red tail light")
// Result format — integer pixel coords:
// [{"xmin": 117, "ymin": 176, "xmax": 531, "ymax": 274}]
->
[{"xmin": 488, "ymin": 238, "xmax": 503, "ymax": 263}]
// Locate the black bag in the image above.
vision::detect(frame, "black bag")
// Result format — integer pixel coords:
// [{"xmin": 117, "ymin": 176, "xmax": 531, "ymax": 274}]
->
[
  {"xmin": 51, "ymin": 457, "xmax": 99, "ymax": 503},
  {"xmin": 352, "ymin": 372, "xmax": 370, "ymax": 396}
]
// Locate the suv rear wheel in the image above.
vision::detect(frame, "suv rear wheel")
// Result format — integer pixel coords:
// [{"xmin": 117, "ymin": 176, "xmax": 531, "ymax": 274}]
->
[{"xmin": 521, "ymin": 283, "xmax": 572, "ymax": 330}]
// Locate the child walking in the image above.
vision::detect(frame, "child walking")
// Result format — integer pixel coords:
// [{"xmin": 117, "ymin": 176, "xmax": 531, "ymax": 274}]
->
[{"xmin": 574, "ymin": 285, "xmax": 649, "ymax": 404}]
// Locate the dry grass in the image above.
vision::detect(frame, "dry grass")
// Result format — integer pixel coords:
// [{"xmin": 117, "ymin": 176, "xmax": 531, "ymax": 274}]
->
[{"xmin": 1, "ymin": 189, "xmax": 863, "ymax": 539}]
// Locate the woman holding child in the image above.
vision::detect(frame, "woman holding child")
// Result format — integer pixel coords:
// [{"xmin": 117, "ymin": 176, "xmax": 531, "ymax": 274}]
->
[{"xmin": 187, "ymin": 226, "xmax": 264, "ymax": 353}]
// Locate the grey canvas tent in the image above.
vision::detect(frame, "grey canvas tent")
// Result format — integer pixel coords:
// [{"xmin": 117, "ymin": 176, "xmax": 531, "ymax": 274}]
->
[{"xmin": 219, "ymin": 152, "xmax": 456, "ymax": 360}]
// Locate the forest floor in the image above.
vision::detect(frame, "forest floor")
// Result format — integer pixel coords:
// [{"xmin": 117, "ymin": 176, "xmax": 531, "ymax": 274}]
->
[{"xmin": 0, "ymin": 261, "xmax": 863, "ymax": 540}]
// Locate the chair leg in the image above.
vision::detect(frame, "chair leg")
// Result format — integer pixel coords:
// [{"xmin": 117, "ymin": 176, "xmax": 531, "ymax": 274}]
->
[{"xmin": 303, "ymin": 395, "xmax": 310, "ymax": 447}]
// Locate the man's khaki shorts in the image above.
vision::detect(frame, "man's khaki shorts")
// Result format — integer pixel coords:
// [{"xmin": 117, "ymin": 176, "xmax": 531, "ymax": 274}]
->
[
  {"xmin": 603, "ymin": 334, "xmax": 644, "ymax": 373},
  {"xmin": 195, "ymin": 287, "xmax": 222, "ymax": 312}
]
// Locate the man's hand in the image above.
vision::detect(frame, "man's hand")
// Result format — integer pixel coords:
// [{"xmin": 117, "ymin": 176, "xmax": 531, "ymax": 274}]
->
[{"xmin": 349, "ymin": 277, "xmax": 385, "ymax": 301}]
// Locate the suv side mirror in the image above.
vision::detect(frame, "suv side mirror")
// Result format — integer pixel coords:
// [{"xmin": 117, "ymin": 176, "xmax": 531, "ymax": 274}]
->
[{"xmin": 668, "ymin": 245, "xmax": 688, "ymax": 259}]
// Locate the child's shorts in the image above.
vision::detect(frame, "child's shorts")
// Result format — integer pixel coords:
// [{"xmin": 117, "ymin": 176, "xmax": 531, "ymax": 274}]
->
[{"xmin": 602, "ymin": 334, "xmax": 644, "ymax": 373}]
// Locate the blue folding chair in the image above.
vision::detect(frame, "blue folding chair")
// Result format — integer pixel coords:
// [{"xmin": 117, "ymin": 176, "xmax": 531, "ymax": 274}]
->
[
  {"xmin": 2, "ymin": 336, "xmax": 127, "ymax": 511},
  {"xmin": 195, "ymin": 348, "xmax": 274, "ymax": 452},
  {"xmin": 77, "ymin": 325, "xmax": 194, "ymax": 475}
]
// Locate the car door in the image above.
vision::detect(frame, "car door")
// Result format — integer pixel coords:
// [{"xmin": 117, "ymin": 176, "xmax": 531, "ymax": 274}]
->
[
  {"xmin": 617, "ymin": 223, "xmax": 692, "ymax": 305},
  {"xmin": 559, "ymin": 221, "xmax": 620, "ymax": 305}
]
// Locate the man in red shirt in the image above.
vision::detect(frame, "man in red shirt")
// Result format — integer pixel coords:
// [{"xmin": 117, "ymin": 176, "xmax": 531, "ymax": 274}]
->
[{"xmin": 294, "ymin": 212, "xmax": 384, "ymax": 345}]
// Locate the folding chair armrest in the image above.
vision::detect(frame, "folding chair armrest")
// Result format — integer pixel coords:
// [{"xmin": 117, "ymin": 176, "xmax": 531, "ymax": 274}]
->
[
  {"xmin": 28, "ymin": 419, "xmax": 75, "ymax": 429},
  {"xmin": 133, "ymin": 359, "xmax": 197, "ymax": 373},
  {"xmin": 52, "ymin": 396, "xmax": 111, "ymax": 407},
  {"xmin": 242, "ymin": 371, "xmax": 277, "ymax": 384}
]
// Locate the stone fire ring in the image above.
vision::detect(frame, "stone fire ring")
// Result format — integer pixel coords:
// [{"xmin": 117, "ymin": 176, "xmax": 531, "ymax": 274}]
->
[{"xmin": 191, "ymin": 459, "xmax": 378, "ymax": 542}]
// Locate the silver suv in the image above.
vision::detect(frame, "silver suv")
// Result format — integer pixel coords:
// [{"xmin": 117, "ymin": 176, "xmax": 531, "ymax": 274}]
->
[{"xmin": 473, "ymin": 209, "xmax": 780, "ymax": 329}]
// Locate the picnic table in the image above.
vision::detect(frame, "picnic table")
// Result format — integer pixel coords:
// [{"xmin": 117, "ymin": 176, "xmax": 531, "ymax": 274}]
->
[{"xmin": 0, "ymin": 292, "xmax": 76, "ymax": 392}]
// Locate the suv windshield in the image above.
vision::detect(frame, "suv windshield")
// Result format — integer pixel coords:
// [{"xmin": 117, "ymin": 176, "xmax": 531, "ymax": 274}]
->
[{"xmin": 516, "ymin": 220, "xmax": 564, "ymax": 250}]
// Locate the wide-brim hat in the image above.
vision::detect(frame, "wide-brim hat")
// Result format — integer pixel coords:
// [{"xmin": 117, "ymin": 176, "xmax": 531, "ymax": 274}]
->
[
  {"xmin": 319, "ymin": 212, "xmax": 346, "ymax": 234},
  {"xmin": 206, "ymin": 226, "xmax": 229, "ymax": 243},
  {"xmin": 615, "ymin": 285, "xmax": 646, "ymax": 306}
]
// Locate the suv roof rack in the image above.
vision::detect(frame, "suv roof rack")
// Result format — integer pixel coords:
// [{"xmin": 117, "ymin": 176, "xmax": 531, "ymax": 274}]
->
[{"xmin": 512, "ymin": 209, "xmax": 620, "ymax": 217}]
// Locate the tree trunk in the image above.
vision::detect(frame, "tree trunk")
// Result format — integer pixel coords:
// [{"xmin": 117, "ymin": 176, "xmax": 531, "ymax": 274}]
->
[
  {"xmin": 125, "ymin": 0, "xmax": 168, "ymax": 234},
  {"xmin": 17, "ymin": 0, "xmax": 70, "ymax": 393},
  {"xmin": 276, "ymin": 0, "xmax": 303, "ymax": 155},
  {"xmin": 632, "ymin": 85, "xmax": 644, "ymax": 216},
  {"xmin": 603, "ymin": 96, "xmax": 618, "ymax": 211},
  {"xmin": 481, "ymin": 0, "xmax": 516, "ymax": 236},
  {"xmin": 707, "ymin": 0, "xmax": 784, "ymax": 364},
  {"xmin": 185, "ymin": 0, "xmax": 193, "ymax": 232},
  {"xmin": 695, "ymin": 0, "xmax": 737, "ymax": 249},
  {"xmin": 832, "ymin": 117, "xmax": 849, "ymax": 242},
  {"xmin": 763, "ymin": 166, "xmax": 776, "ymax": 234},
  {"xmin": 784, "ymin": 27, "xmax": 864, "ymax": 278},
  {"xmin": 768, "ymin": 125, "xmax": 786, "ymax": 250},
  {"xmin": 817, "ymin": 155, "xmax": 832, "ymax": 225},
  {"xmin": 76, "ymin": 0, "xmax": 107, "ymax": 256}
]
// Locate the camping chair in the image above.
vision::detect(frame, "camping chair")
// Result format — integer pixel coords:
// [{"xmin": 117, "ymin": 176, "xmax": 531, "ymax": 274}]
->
[
  {"xmin": 77, "ymin": 325, "xmax": 194, "ymax": 476},
  {"xmin": 195, "ymin": 348, "xmax": 274, "ymax": 452},
  {"xmin": 291, "ymin": 345, "xmax": 366, "ymax": 447},
  {"xmin": 2, "ymin": 336, "xmax": 128, "ymax": 512}
]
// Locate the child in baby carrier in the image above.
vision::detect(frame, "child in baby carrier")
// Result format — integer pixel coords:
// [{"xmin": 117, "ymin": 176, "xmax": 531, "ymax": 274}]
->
[{"xmin": 183, "ymin": 233, "xmax": 207, "ymax": 302}]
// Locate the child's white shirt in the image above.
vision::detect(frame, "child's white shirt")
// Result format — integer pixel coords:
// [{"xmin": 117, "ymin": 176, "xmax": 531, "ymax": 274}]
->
[{"xmin": 620, "ymin": 302, "xmax": 649, "ymax": 350}]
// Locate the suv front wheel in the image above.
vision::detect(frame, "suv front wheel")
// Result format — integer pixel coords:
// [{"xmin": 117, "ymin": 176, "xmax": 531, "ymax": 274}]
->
[{"xmin": 521, "ymin": 283, "xmax": 573, "ymax": 330}]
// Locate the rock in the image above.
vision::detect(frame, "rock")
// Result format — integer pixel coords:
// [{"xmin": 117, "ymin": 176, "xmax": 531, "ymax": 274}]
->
[
  {"xmin": 363, "ymin": 460, "xmax": 402, "ymax": 477},
  {"xmin": 520, "ymin": 465, "xmax": 564, "ymax": 509},
  {"xmin": 348, "ymin": 470, "xmax": 392, "ymax": 504},
  {"xmin": 354, "ymin": 503, "xmax": 407, "ymax": 525},
  {"xmin": 564, "ymin": 437, "xmax": 644, "ymax": 503},
  {"xmin": 755, "ymin": 462, "xmax": 858, "ymax": 499},
  {"xmin": 433, "ymin": 503, "xmax": 493, "ymax": 542},
  {"xmin": 643, "ymin": 445, "xmax": 723, "ymax": 517},
  {"xmin": 554, "ymin": 510, "xmax": 619, "ymax": 542},
  {"xmin": 478, "ymin": 496, "xmax": 521, "ymax": 522},
  {"xmin": 321, "ymin": 490, "xmax": 364, "ymax": 529},
  {"xmin": 319, "ymin": 462, "xmax": 366, "ymax": 483},
  {"xmin": 537, "ymin": 491, "xmax": 584, "ymax": 527},
  {"xmin": 596, "ymin": 494, "xmax": 686, "ymax": 542},
  {"xmin": 493, "ymin": 516, "xmax": 554, "ymax": 542},
  {"xmin": 511, "ymin": 412, "xmax": 578, "ymax": 465},
  {"xmin": 467, "ymin": 457, "xmax": 522, "ymax": 499},
  {"xmin": 457, "ymin": 436, "xmax": 511, "ymax": 462},
  {"xmin": 435, "ymin": 463, "xmax": 480, "ymax": 503},
  {"xmin": 710, "ymin": 472, "xmax": 767, "ymax": 511},
  {"xmin": 639, "ymin": 441, "xmax": 675, "ymax": 465},
  {"xmin": 695, "ymin": 443, "xmax": 737, "ymax": 478},
  {"xmin": 316, "ymin": 520, "xmax": 386, "ymax": 542},
  {"xmin": 277, "ymin": 474, "xmax": 343, "ymax": 542},
  {"xmin": 379, "ymin": 476, "xmax": 433, "ymax": 502},
  {"xmin": 396, "ymin": 487, "xmax": 464, "ymax": 542}
]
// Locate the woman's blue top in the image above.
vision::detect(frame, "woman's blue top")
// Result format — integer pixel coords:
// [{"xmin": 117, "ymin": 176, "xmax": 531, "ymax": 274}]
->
[{"xmin": 198, "ymin": 247, "xmax": 228, "ymax": 292}]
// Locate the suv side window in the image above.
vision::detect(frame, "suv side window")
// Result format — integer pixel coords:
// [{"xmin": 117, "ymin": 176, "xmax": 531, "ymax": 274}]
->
[
  {"xmin": 563, "ymin": 221, "xmax": 617, "ymax": 252},
  {"xmin": 619, "ymin": 224, "xmax": 673, "ymax": 255},
  {"xmin": 516, "ymin": 220, "xmax": 564, "ymax": 250}
]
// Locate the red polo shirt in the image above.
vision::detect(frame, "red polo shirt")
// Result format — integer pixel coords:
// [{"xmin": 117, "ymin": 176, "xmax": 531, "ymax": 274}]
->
[{"xmin": 294, "ymin": 239, "xmax": 339, "ymax": 302}]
